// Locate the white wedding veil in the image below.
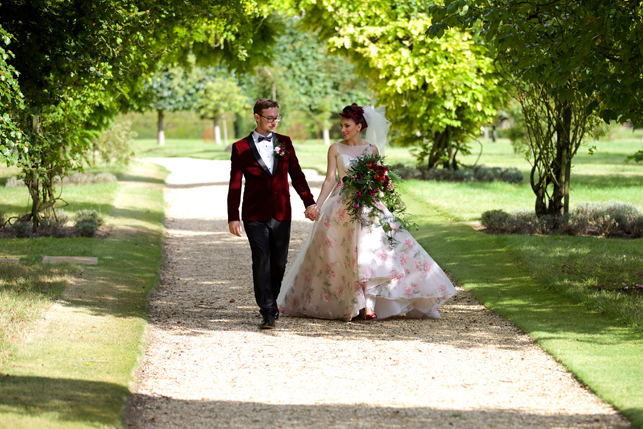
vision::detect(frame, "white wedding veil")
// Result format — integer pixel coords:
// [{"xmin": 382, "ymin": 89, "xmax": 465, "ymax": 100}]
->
[{"xmin": 363, "ymin": 106, "xmax": 391, "ymax": 155}]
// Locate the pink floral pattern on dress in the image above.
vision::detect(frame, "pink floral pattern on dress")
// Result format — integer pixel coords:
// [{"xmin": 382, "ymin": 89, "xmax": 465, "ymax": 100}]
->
[
  {"xmin": 375, "ymin": 249, "xmax": 389, "ymax": 262},
  {"xmin": 334, "ymin": 209, "xmax": 346, "ymax": 223},
  {"xmin": 361, "ymin": 266, "xmax": 374, "ymax": 279}
]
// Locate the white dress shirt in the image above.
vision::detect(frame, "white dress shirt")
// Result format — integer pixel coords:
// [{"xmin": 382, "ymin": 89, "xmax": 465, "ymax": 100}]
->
[{"xmin": 252, "ymin": 130, "xmax": 275, "ymax": 174}]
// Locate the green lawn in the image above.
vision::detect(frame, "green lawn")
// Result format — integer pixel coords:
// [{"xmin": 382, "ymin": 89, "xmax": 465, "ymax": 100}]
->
[
  {"xmin": 0, "ymin": 162, "xmax": 167, "ymax": 428},
  {"xmin": 403, "ymin": 192, "xmax": 643, "ymax": 428}
]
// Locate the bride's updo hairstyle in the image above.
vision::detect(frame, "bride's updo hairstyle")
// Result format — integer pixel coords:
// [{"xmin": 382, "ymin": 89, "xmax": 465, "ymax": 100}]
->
[{"xmin": 339, "ymin": 103, "xmax": 368, "ymax": 130}]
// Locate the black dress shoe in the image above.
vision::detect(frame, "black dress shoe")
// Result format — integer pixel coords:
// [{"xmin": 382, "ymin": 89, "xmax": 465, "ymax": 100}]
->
[
  {"xmin": 260, "ymin": 315, "xmax": 275, "ymax": 329},
  {"xmin": 273, "ymin": 311, "xmax": 280, "ymax": 320}
]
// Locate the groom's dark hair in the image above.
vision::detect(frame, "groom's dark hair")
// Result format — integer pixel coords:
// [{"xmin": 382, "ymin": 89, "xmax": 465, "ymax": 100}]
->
[{"xmin": 254, "ymin": 98, "xmax": 279, "ymax": 116}]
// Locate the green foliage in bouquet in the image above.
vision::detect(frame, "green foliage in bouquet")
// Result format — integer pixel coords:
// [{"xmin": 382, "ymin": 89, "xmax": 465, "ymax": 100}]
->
[{"xmin": 340, "ymin": 154, "xmax": 417, "ymax": 245}]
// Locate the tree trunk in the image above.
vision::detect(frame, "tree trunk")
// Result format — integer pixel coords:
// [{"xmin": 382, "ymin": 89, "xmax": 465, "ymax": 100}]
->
[
  {"xmin": 443, "ymin": 127, "xmax": 453, "ymax": 170},
  {"xmin": 483, "ymin": 126, "xmax": 489, "ymax": 139},
  {"xmin": 221, "ymin": 113, "xmax": 228, "ymax": 146},
  {"xmin": 428, "ymin": 129, "xmax": 448, "ymax": 169},
  {"xmin": 564, "ymin": 154, "xmax": 571, "ymax": 214},
  {"xmin": 561, "ymin": 104, "xmax": 572, "ymax": 215},
  {"xmin": 548, "ymin": 102, "xmax": 573, "ymax": 216},
  {"xmin": 448, "ymin": 127, "xmax": 459, "ymax": 170},
  {"xmin": 491, "ymin": 125, "xmax": 497, "ymax": 142},
  {"xmin": 29, "ymin": 114, "xmax": 42, "ymax": 231},
  {"xmin": 323, "ymin": 127, "xmax": 330, "ymax": 145},
  {"xmin": 157, "ymin": 110, "xmax": 165, "ymax": 146},
  {"xmin": 214, "ymin": 116, "xmax": 221, "ymax": 145}
]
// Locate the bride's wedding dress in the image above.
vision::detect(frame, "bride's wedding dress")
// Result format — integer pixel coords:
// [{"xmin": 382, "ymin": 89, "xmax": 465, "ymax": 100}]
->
[{"xmin": 277, "ymin": 142, "xmax": 456, "ymax": 320}]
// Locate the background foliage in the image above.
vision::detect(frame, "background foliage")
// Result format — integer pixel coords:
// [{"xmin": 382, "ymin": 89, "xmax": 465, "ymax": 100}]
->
[
  {"xmin": 282, "ymin": 0, "xmax": 507, "ymax": 169},
  {"xmin": 0, "ymin": 0, "xmax": 273, "ymax": 228}
]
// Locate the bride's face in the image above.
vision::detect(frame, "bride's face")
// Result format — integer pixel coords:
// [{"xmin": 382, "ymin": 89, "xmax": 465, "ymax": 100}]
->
[{"xmin": 340, "ymin": 118, "xmax": 362, "ymax": 140}]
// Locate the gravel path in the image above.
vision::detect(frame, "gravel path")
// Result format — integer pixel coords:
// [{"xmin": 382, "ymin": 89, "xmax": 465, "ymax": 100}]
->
[{"xmin": 126, "ymin": 158, "xmax": 628, "ymax": 429}]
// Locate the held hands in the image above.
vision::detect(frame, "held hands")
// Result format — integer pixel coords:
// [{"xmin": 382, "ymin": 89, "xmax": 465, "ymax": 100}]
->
[
  {"xmin": 228, "ymin": 221, "xmax": 243, "ymax": 237},
  {"xmin": 305, "ymin": 204, "xmax": 320, "ymax": 221},
  {"xmin": 230, "ymin": 208, "xmax": 318, "ymax": 231}
]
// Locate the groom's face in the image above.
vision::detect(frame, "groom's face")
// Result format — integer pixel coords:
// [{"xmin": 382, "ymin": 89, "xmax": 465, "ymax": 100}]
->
[{"xmin": 254, "ymin": 107, "xmax": 279, "ymax": 136}]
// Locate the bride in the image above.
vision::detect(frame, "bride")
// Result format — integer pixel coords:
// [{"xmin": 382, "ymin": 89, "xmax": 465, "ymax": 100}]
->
[{"xmin": 277, "ymin": 104, "xmax": 456, "ymax": 321}]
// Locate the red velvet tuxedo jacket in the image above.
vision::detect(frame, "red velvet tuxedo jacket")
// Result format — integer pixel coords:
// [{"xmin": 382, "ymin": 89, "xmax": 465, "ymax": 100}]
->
[{"xmin": 227, "ymin": 133, "xmax": 316, "ymax": 222}]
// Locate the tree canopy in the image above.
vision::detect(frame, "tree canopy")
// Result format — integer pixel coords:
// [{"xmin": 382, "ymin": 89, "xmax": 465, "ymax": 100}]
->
[
  {"xmin": 0, "ymin": 25, "xmax": 25, "ymax": 166},
  {"xmin": 429, "ymin": 0, "xmax": 643, "ymax": 126},
  {"xmin": 0, "ymin": 0, "xmax": 274, "ymax": 228},
  {"xmin": 282, "ymin": 0, "xmax": 507, "ymax": 167}
]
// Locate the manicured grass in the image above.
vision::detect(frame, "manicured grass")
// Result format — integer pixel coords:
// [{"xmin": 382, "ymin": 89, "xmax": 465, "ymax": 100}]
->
[
  {"xmin": 0, "ymin": 164, "xmax": 131, "ymax": 220},
  {"xmin": 0, "ymin": 162, "xmax": 167, "ymax": 428},
  {"xmin": 505, "ymin": 234, "xmax": 643, "ymax": 329},
  {"xmin": 0, "ymin": 264, "xmax": 73, "ymax": 366},
  {"xmin": 0, "ymin": 183, "xmax": 121, "ymax": 222},
  {"xmin": 402, "ymin": 186, "xmax": 643, "ymax": 428}
]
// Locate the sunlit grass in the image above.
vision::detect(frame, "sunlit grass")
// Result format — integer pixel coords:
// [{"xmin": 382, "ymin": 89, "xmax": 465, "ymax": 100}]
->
[
  {"xmin": 0, "ymin": 183, "xmax": 120, "ymax": 221},
  {"xmin": 504, "ymin": 233, "xmax": 643, "ymax": 331},
  {"xmin": 0, "ymin": 263, "xmax": 73, "ymax": 366},
  {"xmin": 0, "ymin": 162, "xmax": 167, "ymax": 428}
]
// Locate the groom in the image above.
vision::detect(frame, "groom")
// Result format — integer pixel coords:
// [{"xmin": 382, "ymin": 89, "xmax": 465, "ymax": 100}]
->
[{"xmin": 227, "ymin": 98, "xmax": 319, "ymax": 329}]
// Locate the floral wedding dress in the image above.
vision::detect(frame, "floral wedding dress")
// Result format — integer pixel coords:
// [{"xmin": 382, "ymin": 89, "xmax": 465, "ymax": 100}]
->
[{"xmin": 277, "ymin": 142, "xmax": 456, "ymax": 320}]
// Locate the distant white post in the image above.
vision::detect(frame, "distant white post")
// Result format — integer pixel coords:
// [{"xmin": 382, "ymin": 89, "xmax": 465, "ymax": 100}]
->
[
  {"xmin": 214, "ymin": 116, "xmax": 221, "ymax": 145},
  {"xmin": 157, "ymin": 110, "xmax": 165, "ymax": 146},
  {"xmin": 323, "ymin": 128, "xmax": 330, "ymax": 145}
]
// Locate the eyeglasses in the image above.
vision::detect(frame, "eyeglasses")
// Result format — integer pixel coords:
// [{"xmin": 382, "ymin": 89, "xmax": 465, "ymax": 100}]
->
[{"xmin": 259, "ymin": 114, "xmax": 282, "ymax": 123}]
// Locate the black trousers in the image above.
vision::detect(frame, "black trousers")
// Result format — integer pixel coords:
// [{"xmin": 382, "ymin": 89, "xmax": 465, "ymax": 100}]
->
[{"xmin": 243, "ymin": 218, "xmax": 291, "ymax": 318}]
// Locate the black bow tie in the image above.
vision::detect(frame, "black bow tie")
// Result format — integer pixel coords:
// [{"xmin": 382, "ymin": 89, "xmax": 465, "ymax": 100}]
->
[{"xmin": 257, "ymin": 135, "xmax": 272, "ymax": 142}]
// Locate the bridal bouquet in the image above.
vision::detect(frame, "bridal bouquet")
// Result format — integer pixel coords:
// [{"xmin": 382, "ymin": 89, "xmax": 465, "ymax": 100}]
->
[{"xmin": 340, "ymin": 154, "xmax": 415, "ymax": 242}]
